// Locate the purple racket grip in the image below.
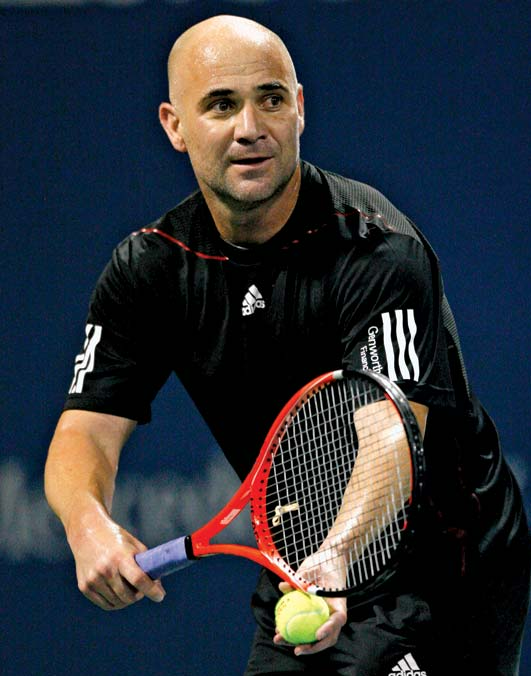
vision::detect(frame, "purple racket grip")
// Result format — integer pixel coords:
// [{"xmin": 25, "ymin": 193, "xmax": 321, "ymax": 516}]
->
[{"xmin": 135, "ymin": 536, "xmax": 195, "ymax": 579}]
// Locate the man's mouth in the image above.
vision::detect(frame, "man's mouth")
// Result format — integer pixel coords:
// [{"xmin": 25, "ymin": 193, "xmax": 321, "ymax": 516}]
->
[{"xmin": 231, "ymin": 156, "xmax": 271, "ymax": 166}]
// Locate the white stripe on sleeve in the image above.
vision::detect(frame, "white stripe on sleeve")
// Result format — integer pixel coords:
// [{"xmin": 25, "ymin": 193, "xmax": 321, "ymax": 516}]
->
[
  {"xmin": 69, "ymin": 324, "xmax": 103, "ymax": 394},
  {"xmin": 381, "ymin": 312, "xmax": 397, "ymax": 381},
  {"xmin": 407, "ymin": 309, "xmax": 420, "ymax": 381},
  {"xmin": 394, "ymin": 309, "xmax": 411, "ymax": 379}
]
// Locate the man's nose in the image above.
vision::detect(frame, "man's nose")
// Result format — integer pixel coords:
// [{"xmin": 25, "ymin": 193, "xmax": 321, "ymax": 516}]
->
[{"xmin": 234, "ymin": 103, "xmax": 266, "ymax": 143}]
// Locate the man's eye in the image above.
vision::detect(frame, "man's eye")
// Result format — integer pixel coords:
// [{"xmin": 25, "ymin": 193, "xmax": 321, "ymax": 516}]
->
[
  {"xmin": 211, "ymin": 100, "xmax": 233, "ymax": 113},
  {"xmin": 266, "ymin": 94, "xmax": 283, "ymax": 108}
]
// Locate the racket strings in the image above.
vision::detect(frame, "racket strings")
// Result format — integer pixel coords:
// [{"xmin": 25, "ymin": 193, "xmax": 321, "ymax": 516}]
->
[
  {"xmin": 262, "ymin": 378, "xmax": 412, "ymax": 593},
  {"xmin": 268, "ymin": 383, "xmax": 354, "ymax": 568}
]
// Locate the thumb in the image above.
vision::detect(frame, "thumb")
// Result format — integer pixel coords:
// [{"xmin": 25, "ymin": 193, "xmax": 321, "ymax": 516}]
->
[{"xmin": 278, "ymin": 581, "xmax": 296, "ymax": 595}]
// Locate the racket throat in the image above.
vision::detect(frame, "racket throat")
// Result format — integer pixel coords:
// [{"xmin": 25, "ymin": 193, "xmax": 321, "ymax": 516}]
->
[{"xmin": 184, "ymin": 535, "xmax": 198, "ymax": 560}]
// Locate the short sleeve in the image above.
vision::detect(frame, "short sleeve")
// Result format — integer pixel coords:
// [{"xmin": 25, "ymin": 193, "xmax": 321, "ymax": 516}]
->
[
  {"xmin": 63, "ymin": 239, "xmax": 172, "ymax": 423},
  {"xmin": 338, "ymin": 233, "xmax": 455, "ymax": 409}
]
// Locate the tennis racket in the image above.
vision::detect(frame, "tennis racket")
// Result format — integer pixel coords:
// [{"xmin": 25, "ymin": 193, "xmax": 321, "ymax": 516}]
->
[{"xmin": 135, "ymin": 369, "xmax": 425, "ymax": 597}]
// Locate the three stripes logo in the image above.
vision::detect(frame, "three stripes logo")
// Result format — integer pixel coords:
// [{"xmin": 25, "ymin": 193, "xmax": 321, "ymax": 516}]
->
[
  {"xmin": 389, "ymin": 652, "xmax": 427, "ymax": 676},
  {"xmin": 360, "ymin": 309, "xmax": 420, "ymax": 382},
  {"xmin": 242, "ymin": 284, "xmax": 265, "ymax": 316},
  {"xmin": 382, "ymin": 309, "xmax": 420, "ymax": 381},
  {"xmin": 69, "ymin": 323, "xmax": 102, "ymax": 394}
]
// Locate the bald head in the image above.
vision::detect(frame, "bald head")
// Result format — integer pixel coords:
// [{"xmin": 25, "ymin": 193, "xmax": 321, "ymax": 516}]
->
[
  {"xmin": 158, "ymin": 14, "xmax": 305, "ymax": 240},
  {"xmin": 167, "ymin": 15, "xmax": 298, "ymax": 106}
]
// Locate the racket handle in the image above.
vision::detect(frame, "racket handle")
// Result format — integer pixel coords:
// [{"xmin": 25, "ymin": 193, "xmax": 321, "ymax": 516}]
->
[{"xmin": 135, "ymin": 536, "xmax": 195, "ymax": 579}]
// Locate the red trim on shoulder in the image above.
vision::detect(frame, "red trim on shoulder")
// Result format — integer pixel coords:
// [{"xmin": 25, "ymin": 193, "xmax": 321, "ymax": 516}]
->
[
  {"xmin": 335, "ymin": 209, "xmax": 395, "ymax": 231},
  {"xmin": 134, "ymin": 228, "xmax": 228, "ymax": 261},
  {"xmin": 280, "ymin": 222, "xmax": 331, "ymax": 250}
]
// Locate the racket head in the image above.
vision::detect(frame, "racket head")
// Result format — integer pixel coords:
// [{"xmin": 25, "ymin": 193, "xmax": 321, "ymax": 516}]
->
[{"xmin": 249, "ymin": 369, "xmax": 425, "ymax": 597}]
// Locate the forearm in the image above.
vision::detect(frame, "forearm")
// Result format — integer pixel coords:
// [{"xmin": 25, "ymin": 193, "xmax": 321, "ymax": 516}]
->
[
  {"xmin": 44, "ymin": 411, "xmax": 164, "ymax": 610},
  {"xmin": 324, "ymin": 430, "xmax": 411, "ymax": 556},
  {"xmin": 44, "ymin": 410, "xmax": 135, "ymax": 537},
  {"xmin": 332, "ymin": 399, "xmax": 427, "ymax": 550},
  {"xmin": 298, "ymin": 400, "xmax": 427, "ymax": 584}
]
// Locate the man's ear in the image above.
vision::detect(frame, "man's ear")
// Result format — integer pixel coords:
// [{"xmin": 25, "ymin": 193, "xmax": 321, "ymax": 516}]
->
[
  {"xmin": 296, "ymin": 84, "xmax": 305, "ymax": 137},
  {"xmin": 159, "ymin": 102, "xmax": 187, "ymax": 153}
]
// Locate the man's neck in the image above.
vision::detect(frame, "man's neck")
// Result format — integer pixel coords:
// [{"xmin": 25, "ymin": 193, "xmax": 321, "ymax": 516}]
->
[{"xmin": 202, "ymin": 166, "xmax": 302, "ymax": 246}]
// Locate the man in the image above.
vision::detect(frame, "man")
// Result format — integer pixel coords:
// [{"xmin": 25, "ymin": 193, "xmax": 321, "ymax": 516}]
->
[{"xmin": 45, "ymin": 15, "xmax": 530, "ymax": 676}]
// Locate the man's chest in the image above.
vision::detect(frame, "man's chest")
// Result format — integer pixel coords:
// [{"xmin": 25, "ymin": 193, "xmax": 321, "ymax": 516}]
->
[{"xmin": 181, "ymin": 259, "xmax": 338, "ymax": 367}]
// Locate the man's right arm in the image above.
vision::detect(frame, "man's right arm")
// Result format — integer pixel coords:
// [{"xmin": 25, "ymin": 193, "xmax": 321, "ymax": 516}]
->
[{"xmin": 44, "ymin": 409, "xmax": 166, "ymax": 610}]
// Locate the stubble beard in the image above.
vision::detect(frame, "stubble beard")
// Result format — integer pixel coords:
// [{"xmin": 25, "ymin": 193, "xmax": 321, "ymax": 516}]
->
[{"xmin": 204, "ymin": 160, "xmax": 298, "ymax": 213}]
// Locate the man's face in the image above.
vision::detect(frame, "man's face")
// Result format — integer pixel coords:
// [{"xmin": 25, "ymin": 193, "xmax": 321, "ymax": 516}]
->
[{"xmin": 165, "ymin": 37, "xmax": 305, "ymax": 211}]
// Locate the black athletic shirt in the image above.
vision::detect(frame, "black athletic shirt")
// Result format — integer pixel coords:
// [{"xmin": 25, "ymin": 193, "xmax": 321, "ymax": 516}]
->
[{"xmin": 64, "ymin": 161, "xmax": 528, "ymax": 556}]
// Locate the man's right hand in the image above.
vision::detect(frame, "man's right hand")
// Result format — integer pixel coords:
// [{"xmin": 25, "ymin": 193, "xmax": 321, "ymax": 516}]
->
[
  {"xmin": 45, "ymin": 410, "xmax": 166, "ymax": 610},
  {"xmin": 68, "ymin": 502, "xmax": 166, "ymax": 610}
]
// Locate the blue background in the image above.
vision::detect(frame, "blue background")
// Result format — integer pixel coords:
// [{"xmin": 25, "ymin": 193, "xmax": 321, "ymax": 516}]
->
[{"xmin": 1, "ymin": 1, "xmax": 530, "ymax": 674}]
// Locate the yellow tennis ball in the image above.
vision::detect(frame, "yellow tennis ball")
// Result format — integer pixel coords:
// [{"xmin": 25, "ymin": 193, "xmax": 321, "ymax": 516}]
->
[{"xmin": 274, "ymin": 590, "xmax": 330, "ymax": 644}]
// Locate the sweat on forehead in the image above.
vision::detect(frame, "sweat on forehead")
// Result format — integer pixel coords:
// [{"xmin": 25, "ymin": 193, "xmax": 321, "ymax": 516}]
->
[{"xmin": 167, "ymin": 15, "xmax": 297, "ymax": 102}]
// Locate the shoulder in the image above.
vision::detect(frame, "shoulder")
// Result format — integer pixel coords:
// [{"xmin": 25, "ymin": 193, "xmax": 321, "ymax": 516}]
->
[
  {"xmin": 333, "ymin": 227, "xmax": 436, "ymax": 305},
  {"xmin": 298, "ymin": 163, "xmax": 440, "ymax": 293},
  {"xmin": 110, "ymin": 190, "xmax": 226, "ymax": 281},
  {"xmin": 314, "ymin": 164, "xmax": 405, "ymax": 223},
  {"xmin": 301, "ymin": 163, "xmax": 442, "ymax": 283},
  {"xmin": 303, "ymin": 161, "xmax": 432, "ymax": 247}
]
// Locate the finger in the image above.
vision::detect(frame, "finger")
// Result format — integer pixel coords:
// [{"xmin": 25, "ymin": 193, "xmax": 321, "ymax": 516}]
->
[
  {"xmin": 80, "ymin": 560, "xmax": 144, "ymax": 609},
  {"xmin": 293, "ymin": 607, "xmax": 347, "ymax": 656},
  {"xmin": 106, "ymin": 574, "xmax": 145, "ymax": 606},
  {"xmin": 293, "ymin": 628, "xmax": 338, "ymax": 656},
  {"xmin": 273, "ymin": 616, "xmax": 339, "ymax": 654},
  {"xmin": 278, "ymin": 581, "xmax": 294, "ymax": 594},
  {"xmin": 81, "ymin": 577, "xmax": 129, "ymax": 611},
  {"xmin": 295, "ymin": 639, "xmax": 332, "ymax": 656},
  {"xmin": 83, "ymin": 587, "xmax": 118, "ymax": 611},
  {"xmin": 119, "ymin": 556, "xmax": 166, "ymax": 603},
  {"xmin": 273, "ymin": 630, "xmax": 292, "ymax": 647}
]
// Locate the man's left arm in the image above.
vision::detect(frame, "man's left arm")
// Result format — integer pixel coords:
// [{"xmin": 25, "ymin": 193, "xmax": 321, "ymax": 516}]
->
[{"xmin": 273, "ymin": 401, "xmax": 428, "ymax": 656}]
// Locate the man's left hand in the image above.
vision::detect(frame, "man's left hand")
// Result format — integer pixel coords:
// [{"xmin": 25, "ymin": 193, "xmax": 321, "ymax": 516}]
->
[{"xmin": 273, "ymin": 582, "xmax": 347, "ymax": 656}]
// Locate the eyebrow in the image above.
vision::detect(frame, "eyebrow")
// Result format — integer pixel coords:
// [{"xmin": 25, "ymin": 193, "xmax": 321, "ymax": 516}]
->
[
  {"xmin": 257, "ymin": 81, "xmax": 289, "ymax": 93},
  {"xmin": 200, "ymin": 81, "xmax": 289, "ymax": 104}
]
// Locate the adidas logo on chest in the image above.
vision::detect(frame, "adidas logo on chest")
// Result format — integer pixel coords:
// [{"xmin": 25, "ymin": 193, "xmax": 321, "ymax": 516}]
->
[
  {"xmin": 389, "ymin": 653, "xmax": 427, "ymax": 676},
  {"xmin": 242, "ymin": 284, "xmax": 266, "ymax": 316}
]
